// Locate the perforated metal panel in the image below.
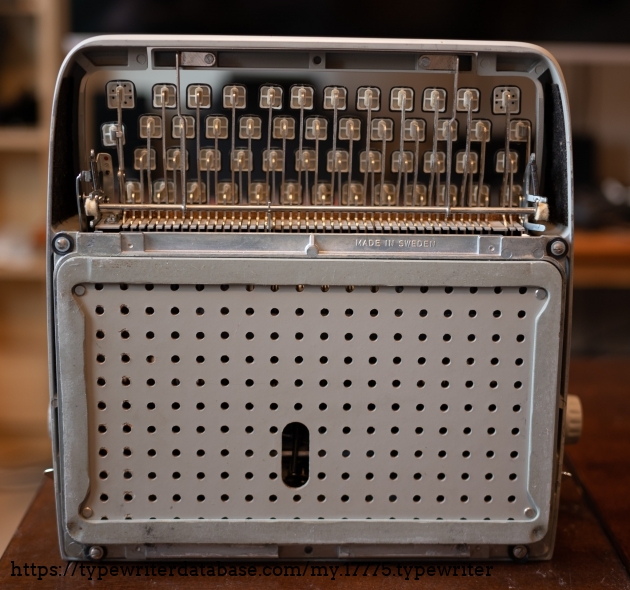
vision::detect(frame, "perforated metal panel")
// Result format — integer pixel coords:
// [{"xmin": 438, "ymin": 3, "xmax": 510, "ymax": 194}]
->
[{"xmin": 79, "ymin": 283, "xmax": 544, "ymax": 523}]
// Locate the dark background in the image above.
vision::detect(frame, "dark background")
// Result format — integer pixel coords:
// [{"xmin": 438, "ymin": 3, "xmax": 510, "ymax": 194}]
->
[{"xmin": 72, "ymin": 0, "xmax": 630, "ymax": 42}]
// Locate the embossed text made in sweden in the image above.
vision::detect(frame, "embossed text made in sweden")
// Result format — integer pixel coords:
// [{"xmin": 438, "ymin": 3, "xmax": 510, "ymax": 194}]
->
[{"xmin": 355, "ymin": 238, "xmax": 437, "ymax": 249}]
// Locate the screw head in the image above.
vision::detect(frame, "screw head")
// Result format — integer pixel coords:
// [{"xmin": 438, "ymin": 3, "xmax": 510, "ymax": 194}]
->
[
  {"xmin": 549, "ymin": 239, "xmax": 567, "ymax": 257},
  {"xmin": 419, "ymin": 56, "xmax": 431, "ymax": 68},
  {"xmin": 88, "ymin": 545, "xmax": 104, "ymax": 560},
  {"xmin": 82, "ymin": 506, "xmax": 93, "ymax": 518},
  {"xmin": 204, "ymin": 53, "xmax": 216, "ymax": 66},
  {"xmin": 53, "ymin": 235, "xmax": 72, "ymax": 254},
  {"xmin": 511, "ymin": 544, "xmax": 528, "ymax": 560}
]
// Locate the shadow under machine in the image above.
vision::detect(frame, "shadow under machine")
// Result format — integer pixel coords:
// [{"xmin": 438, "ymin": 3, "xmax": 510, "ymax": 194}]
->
[{"xmin": 47, "ymin": 36, "xmax": 581, "ymax": 562}]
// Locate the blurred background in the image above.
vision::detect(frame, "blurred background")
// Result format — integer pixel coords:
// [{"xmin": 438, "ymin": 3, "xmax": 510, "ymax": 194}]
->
[{"xmin": 1, "ymin": 0, "xmax": 629, "ymax": 553}]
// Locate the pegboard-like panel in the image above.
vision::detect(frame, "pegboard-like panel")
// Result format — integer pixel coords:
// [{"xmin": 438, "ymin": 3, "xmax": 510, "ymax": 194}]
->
[{"xmin": 79, "ymin": 283, "xmax": 545, "ymax": 522}]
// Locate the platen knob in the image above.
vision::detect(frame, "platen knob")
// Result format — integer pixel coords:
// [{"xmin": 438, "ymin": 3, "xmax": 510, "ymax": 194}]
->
[{"xmin": 565, "ymin": 394, "xmax": 583, "ymax": 445}]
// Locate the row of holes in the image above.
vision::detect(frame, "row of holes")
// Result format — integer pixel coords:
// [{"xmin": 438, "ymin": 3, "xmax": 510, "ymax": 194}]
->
[
  {"xmin": 95, "ymin": 305, "xmax": 527, "ymax": 319},
  {"xmin": 97, "ymin": 401, "xmax": 523, "ymax": 413},
  {"xmin": 97, "ymin": 470, "xmax": 519, "ymax": 482},
  {"xmin": 97, "ymin": 447, "xmax": 520, "ymax": 459},
  {"xmin": 97, "ymin": 354, "xmax": 526, "ymax": 365},
  {"xmin": 98, "ymin": 493, "xmax": 519, "ymax": 504},
  {"xmin": 96, "ymin": 377, "xmax": 525, "ymax": 389},
  {"xmin": 97, "ymin": 401, "xmax": 523, "ymax": 412},
  {"xmin": 97, "ymin": 424, "xmax": 521, "ymax": 436},
  {"xmin": 93, "ymin": 284, "xmax": 531, "ymax": 295},
  {"xmin": 95, "ymin": 330, "xmax": 528, "ymax": 342}
]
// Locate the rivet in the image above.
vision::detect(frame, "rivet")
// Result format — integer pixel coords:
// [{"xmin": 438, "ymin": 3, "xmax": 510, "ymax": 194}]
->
[
  {"xmin": 82, "ymin": 506, "xmax": 93, "ymax": 518},
  {"xmin": 501, "ymin": 249, "xmax": 513, "ymax": 259},
  {"xmin": 306, "ymin": 244, "xmax": 319, "ymax": 257},
  {"xmin": 534, "ymin": 288, "xmax": 547, "ymax": 300},
  {"xmin": 524, "ymin": 507, "xmax": 537, "ymax": 518},
  {"xmin": 74, "ymin": 285, "xmax": 86, "ymax": 297}
]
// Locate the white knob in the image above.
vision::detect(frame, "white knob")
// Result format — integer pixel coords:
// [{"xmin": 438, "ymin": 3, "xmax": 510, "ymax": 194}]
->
[{"xmin": 565, "ymin": 394, "xmax": 583, "ymax": 445}]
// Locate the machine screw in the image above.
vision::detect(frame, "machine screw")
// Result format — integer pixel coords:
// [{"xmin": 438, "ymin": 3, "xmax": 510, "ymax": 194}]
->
[
  {"xmin": 511, "ymin": 544, "xmax": 529, "ymax": 561},
  {"xmin": 204, "ymin": 53, "xmax": 216, "ymax": 66},
  {"xmin": 53, "ymin": 234, "xmax": 73, "ymax": 254},
  {"xmin": 88, "ymin": 546, "xmax": 104, "ymax": 560},
  {"xmin": 419, "ymin": 56, "xmax": 431, "ymax": 68},
  {"xmin": 549, "ymin": 239, "xmax": 567, "ymax": 258}
]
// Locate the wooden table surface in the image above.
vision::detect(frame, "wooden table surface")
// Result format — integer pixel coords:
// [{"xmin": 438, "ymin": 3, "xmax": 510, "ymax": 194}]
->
[{"xmin": 1, "ymin": 357, "xmax": 629, "ymax": 589}]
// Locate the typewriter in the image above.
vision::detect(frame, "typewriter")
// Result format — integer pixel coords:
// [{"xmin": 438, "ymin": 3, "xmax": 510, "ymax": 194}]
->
[{"xmin": 47, "ymin": 35, "xmax": 581, "ymax": 562}]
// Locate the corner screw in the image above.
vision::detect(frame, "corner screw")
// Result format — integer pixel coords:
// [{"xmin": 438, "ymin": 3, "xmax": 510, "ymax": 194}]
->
[
  {"xmin": 53, "ymin": 234, "xmax": 72, "ymax": 254},
  {"xmin": 549, "ymin": 239, "xmax": 567, "ymax": 257},
  {"xmin": 511, "ymin": 544, "xmax": 529, "ymax": 560},
  {"xmin": 204, "ymin": 53, "xmax": 216, "ymax": 66},
  {"xmin": 88, "ymin": 546, "xmax": 104, "ymax": 560}
]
